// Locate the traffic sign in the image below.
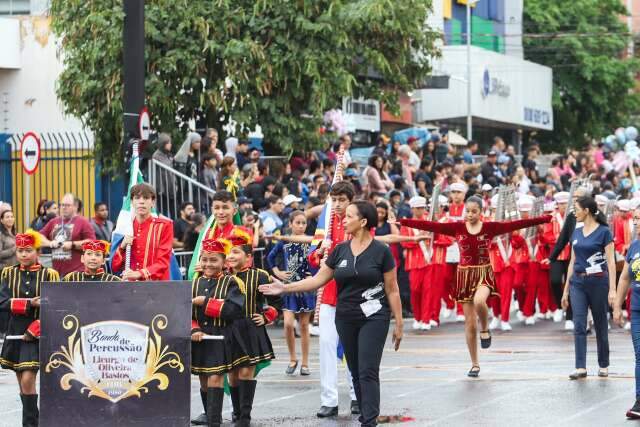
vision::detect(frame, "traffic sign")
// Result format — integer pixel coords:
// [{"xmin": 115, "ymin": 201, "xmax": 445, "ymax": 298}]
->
[
  {"xmin": 20, "ymin": 132, "xmax": 41, "ymax": 175},
  {"xmin": 138, "ymin": 106, "xmax": 150, "ymax": 141}
]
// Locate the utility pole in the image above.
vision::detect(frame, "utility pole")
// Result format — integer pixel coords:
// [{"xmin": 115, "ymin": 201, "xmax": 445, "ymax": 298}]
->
[
  {"xmin": 466, "ymin": 1, "xmax": 474, "ymax": 141},
  {"xmin": 123, "ymin": 0, "xmax": 145, "ymax": 140}
]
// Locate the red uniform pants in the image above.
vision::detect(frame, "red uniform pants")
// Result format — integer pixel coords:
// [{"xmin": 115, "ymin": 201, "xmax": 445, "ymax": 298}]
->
[
  {"xmin": 409, "ymin": 266, "xmax": 430, "ymax": 323},
  {"xmin": 498, "ymin": 266, "xmax": 515, "ymax": 321}
]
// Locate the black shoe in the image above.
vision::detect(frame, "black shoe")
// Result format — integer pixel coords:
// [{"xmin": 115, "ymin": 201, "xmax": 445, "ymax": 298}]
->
[
  {"xmin": 237, "ymin": 379, "xmax": 257, "ymax": 427},
  {"xmin": 230, "ymin": 386, "xmax": 240, "ymax": 422},
  {"xmin": 285, "ymin": 360, "xmax": 298, "ymax": 375},
  {"xmin": 316, "ymin": 406, "xmax": 338, "ymax": 418},
  {"xmin": 467, "ymin": 366, "xmax": 480, "ymax": 378},
  {"xmin": 206, "ymin": 387, "xmax": 224, "ymax": 427},
  {"xmin": 350, "ymin": 400, "xmax": 360, "ymax": 415},
  {"xmin": 480, "ymin": 330, "xmax": 492, "ymax": 349},
  {"xmin": 191, "ymin": 389, "xmax": 208, "ymax": 425},
  {"xmin": 300, "ymin": 365, "xmax": 311, "ymax": 376},
  {"xmin": 627, "ymin": 399, "xmax": 640, "ymax": 419},
  {"xmin": 190, "ymin": 413, "xmax": 207, "ymax": 425},
  {"xmin": 569, "ymin": 370, "xmax": 587, "ymax": 380}
]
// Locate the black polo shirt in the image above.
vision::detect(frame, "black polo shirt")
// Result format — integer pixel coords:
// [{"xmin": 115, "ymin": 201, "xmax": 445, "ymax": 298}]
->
[{"xmin": 326, "ymin": 239, "xmax": 395, "ymax": 321}]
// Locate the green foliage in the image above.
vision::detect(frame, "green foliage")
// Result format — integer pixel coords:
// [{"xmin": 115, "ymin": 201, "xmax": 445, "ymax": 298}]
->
[
  {"xmin": 50, "ymin": 0, "xmax": 439, "ymax": 171},
  {"xmin": 524, "ymin": 0, "xmax": 640, "ymax": 151}
]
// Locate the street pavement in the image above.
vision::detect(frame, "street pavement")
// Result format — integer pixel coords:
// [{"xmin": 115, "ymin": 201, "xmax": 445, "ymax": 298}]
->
[{"xmin": 0, "ymin": 317, "xmax": 636, "ymax": 426}]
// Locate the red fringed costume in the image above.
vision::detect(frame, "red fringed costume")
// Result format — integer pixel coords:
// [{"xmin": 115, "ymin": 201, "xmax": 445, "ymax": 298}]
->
[{"xmin": 399, "ymin": 216, "xmax": 552, "ymax": 302}]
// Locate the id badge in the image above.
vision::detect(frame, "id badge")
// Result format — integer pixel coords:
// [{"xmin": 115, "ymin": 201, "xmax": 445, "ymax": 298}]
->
[
  {"xmin": 360, "ymin": 299, "xmax": 382, "ymax": 317},
  {"xmin": 585, "ymin": 264, "xmax": 603, "ymax": 275}
]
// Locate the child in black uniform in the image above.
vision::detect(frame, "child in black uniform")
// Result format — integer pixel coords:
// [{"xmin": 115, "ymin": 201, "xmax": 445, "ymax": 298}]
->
[
  {"xmin": 226, "ymin": 229, "xmax": 279, "ymax": 427},
  {"xmin": 190, "ymin": 238, "xmax": 245, "ymax": 427},
  {"xmin": 62, "ymin": 240, "xmax": 121, "ymax": 282},
  {"xmin": 0, "ymin": 231, "xmax": 59, "ymax": 426}
]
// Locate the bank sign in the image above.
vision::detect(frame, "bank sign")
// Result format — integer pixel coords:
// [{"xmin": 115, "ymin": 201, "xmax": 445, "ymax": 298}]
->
[{"xmin": 481, "ymin": 68, "xmax": 510, "ymax": 99}]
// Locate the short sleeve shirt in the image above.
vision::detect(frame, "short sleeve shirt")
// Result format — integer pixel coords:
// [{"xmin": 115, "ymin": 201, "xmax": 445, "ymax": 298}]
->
[
  {"xmin": 626, "ymin": 240, "xmax": 640, "ymax": 310},
  {"xmin": 570, "ymin": 224, "xmax": 613, "ymax": 275},
  {"xmin": 325, "ymin": 239, "xmax": 395, "ymax": 321},
  {"xmin": 40, "ymin": 216, "xmax": 96, "ymax": 276}
]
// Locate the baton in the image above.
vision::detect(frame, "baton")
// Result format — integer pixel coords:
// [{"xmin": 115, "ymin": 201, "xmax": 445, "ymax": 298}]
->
[
  {"xmin": 5, "ymin": 335, "xmax": 35, "ymax": 340},
  {"xmin": 199, "ymin": 335, "xmax": 224, "ymax": 340}
]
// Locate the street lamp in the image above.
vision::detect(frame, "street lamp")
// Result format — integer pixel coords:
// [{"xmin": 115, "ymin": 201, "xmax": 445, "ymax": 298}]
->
[{"xmin": 466, "ymin": 0, "xmax": 479, "ymax": 141}]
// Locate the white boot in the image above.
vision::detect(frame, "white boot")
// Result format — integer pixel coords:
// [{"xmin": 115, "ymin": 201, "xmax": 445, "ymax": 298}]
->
[
  {"xmin": 489, "ymin": 317, "xmax": 500, "ymax": 330},
  {"xmin": 442, "ymin": 308, "xmax": 453, "ymax": 319},
  {"xmin": 552, "ymin": 309, "xmax": 563, "ymax": 323},
  {"xmin": 500, "ymin": 321, "xmax": 512, "ymax": 331},
  {"xmin": 564, "ymin": 320, "xmax": 574, "ymax": 330},
  {"xmin": 625, "ymin": 321, "xmax": 632, "ymax": 330},
  {"xmin": 429, "ymin": 320, "xmax": 438, "ymax": 328}
]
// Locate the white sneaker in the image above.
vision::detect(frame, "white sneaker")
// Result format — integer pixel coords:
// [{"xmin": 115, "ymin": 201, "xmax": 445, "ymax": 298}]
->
[
  {"xmin": 456, "ymin": 315, "xmax": 465, "ymax": 322},
  {"xmin": 552, "ymin": 309, "xmax": 563, "ymax": 323},
  {"xmin": 309, "ymin": 325, "xmax": 320, "ymax": 336},
  {"xmin": 412, "ymin": 320, "xmax": 421, "ymax": 330},
  {"xmin": 625, "ymin": 321, "xmax": 631, "ymax": 330},
  {"xmin": 564, "ymin": 320, "xmax": 574, "ymax": 330},
  {"xmin": 510, "ymin": 299, "xmax": 520, "ymax": 313},
  {"xmin": 535, "ymin": 312, "xmax": 546, "ymax": 320},
  {"xmin": 500, "ymin": 321, "xmax": 512, "ymax": 331},
  {"xmin": 442, "ymin": 308, "xmax": 453, "ymax": 319},
  {"xmin": 419, "ymin": 322, "xmax": 431, "ymax": 331},
  {"xmin": 544, "ymin": 311, "xmax": 553, "ymax": 320},
  {"xmin": 429, "ymin": 320, "xmax": 438, "ymax": 327},
  {"xmin": 489, "ymin": 317, "xmax": 500, "ymax": 330},
  {"xmin": 516, "ymin": 311, "xmax": 525, "ymax": 322},
  {"xmin": 525, "ymin": 317, "xmax": 536, "ymax": 326}
]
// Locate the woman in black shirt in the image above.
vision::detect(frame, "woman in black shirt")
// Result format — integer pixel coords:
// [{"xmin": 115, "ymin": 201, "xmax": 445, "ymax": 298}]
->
[{"xmin": 260, "ymin": 201, "xmax": 403, "ymax": 427}]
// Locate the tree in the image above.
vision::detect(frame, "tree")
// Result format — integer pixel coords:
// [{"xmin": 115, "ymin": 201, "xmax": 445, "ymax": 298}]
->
[
  {"xmin": 50, "ymin": 0, "xmax": 439, "ymax": 171},
  {"xmin": 524, "ymin": 0, "xmax": 640, "ymax": 151}
]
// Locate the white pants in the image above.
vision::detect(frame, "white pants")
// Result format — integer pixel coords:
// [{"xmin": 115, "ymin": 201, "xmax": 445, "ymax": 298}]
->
[{"xmin": 319, "ymin": 304, "xmax": 356, "ymax": 407}]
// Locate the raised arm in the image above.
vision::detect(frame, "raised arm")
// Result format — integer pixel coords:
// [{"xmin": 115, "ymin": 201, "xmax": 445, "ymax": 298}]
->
[
  {"xmin": 486, "ymin": 215, "xmax": 552, "ymax": 237},
  {"xmin": 398, "ymin": 218, "xmax": 460, "ymax": 236}
]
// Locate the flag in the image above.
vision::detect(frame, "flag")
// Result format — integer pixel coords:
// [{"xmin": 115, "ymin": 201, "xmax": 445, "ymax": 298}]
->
[{"xmin": 109, "ymin": 148, "xmax": 182, "ymax": 280}]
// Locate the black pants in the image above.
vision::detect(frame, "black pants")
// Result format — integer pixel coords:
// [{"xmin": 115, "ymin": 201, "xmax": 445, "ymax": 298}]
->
[
  {"xmin": 335, "ymin": 317, "xmax": 388, "ymax": 427},
  {"xmin": 550, "ymin": 260, "xmax": 572, "ymax": 321}
]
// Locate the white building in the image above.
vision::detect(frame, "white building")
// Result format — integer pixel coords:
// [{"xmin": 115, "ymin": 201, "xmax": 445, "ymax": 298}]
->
[{"xmin": 413, "ymin": 0, "xmax": 553, "ymax": 150}]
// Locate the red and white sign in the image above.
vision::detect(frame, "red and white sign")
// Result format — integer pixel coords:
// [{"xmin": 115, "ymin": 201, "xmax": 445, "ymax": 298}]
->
[
  {"xmin": 138, "ymin": 106, "xmax": 151, "ymax": 141},
  {"xmin": 20, "ymin": 132, "xmax": 41, "ymax": 175}
]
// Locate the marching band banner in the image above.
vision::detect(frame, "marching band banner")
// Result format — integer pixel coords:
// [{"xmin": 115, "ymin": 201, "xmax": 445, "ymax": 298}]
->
[{"xmin": 40, "ymin": 282, "xmax": 191, "ymax": 426}]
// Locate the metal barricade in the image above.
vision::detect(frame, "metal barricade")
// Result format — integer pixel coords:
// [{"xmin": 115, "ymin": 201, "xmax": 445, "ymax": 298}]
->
[{"xmin": 149, "ymin": 159, "xmax": 216, "ymax": 218}]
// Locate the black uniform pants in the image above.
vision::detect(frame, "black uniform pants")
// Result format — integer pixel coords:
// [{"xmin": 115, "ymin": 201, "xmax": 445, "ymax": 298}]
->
[
  {"xmin": 551, "ymin": 260, "xmax": 572, "ymax": 321},
  {"xmin": 335, "ymin": 317, "xmax": 388, "ymax": 427}
]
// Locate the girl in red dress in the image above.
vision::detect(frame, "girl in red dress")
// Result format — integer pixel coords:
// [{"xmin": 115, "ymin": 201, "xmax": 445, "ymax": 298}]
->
[{"xmin": 398, "ymin": 196, "xmax": 551, "ymax": 376}]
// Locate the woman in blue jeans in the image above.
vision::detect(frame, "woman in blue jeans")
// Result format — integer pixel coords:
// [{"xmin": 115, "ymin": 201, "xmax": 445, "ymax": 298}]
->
[
  {"xmin": 561, "ymin": 196, "xmax": 616, "ymax": 380},
  {"xmin": 614, "ymin": 206, "xmax": 640, "ymax": 418}
]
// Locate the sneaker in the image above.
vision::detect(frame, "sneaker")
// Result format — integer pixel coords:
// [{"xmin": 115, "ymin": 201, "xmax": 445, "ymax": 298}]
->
[
  {"xmin": 455, "ymin": 315, "xmax": 465, "ymax": 322},
  {"xmin": 544, "ymin": 311, "xmax": 553, "ymax": 320},
  {"xmin": 419, "ymin": 322, "xmax": 431, "ymax": 331},
  {"xmin": 489, "ymin": 317, "xmax": 500, "ymax": 330},
  {"xmin": 553, "ymin": 309, "xmax": 564, "ymax": 323},
  {"xmin": 500, "ymin": 321, "xmax": 512, "ymax": 331},
  {"xmin": 442, "ymin": 308, "xmax": 453, "ymax": 319},
  {"xmin": 309, "ymin": 325, "xmax": 320, "ymax": 336},
  {"xmin": 626, "ymin": 399, "xmax": 640, "ymax": 419},
  {"xmin": 534, "ymin": 312, "xmax": 546, "ymax": 320},
  {"xmin": 525, "ymin": 317, "xmax": 536, "ymax": 326},
  {"xmin": 429, "ymin": 320, "xmax": 439, "ymax": 328},
  {"xmin": 516, "ymin": 311, "xmax": 525, "ymax": 322},
  {"xmin": 625, "ymin": 321, "xmax": 632, "ymax": 330},
  {"xmin": 564, "ymin": 320, "xmax": 574, "ymax": 331},
  {"xmin": 412, "ymin": 320, "xmax": 421, "ymax": 330}
]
